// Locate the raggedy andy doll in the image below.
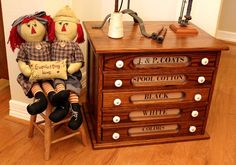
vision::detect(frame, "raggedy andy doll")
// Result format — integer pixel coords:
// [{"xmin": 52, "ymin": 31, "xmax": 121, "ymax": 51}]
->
[
  {"xmin": 49, "ymin": 6, "xmax": 85, "ymax": 130},
  {"xmin": 9, "ymin": 11, "xmax": 70, "ymax": 115}
]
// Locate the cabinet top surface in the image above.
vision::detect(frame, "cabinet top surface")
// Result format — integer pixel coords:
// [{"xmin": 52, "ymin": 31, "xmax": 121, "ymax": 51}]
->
[{"xmin": 83, "ymin": 21, "xmax": 229, "ymax": 54}]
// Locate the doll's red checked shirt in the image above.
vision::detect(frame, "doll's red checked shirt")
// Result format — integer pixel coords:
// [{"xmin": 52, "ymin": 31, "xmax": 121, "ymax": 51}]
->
[
  {"xmin": 51, "ymin": 41, "xmax": 84, "ymax": 65},
  {"xmin": 16, "ymin": 41, "xmax": 51, "ymax": 63}
]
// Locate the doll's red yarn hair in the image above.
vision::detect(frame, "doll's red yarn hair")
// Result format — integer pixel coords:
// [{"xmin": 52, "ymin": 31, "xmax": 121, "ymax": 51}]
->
[
  {"xmin": 8, "ymin": 14, "xmax": 54, "ymax": 52},
  {"xmin": 8, "ymin": 26, "xmax": 25, "ymax": 52},
  {"xmin": 49, "ymin": 22, "xmax": 84, "ymax": 43},
  {"xmin": 76, "ymin": 24, "xmax": 84, "ymax": 43}
]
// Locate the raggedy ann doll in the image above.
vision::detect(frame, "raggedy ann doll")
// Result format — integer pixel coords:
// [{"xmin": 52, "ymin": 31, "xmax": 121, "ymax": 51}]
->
[
  {"xmin": 49, "ymin": 6, "xmax": 85, "ymax": 130},
  {"xmin": 9, "ymin": 11, "xmax": 70, "ymax": 115}
]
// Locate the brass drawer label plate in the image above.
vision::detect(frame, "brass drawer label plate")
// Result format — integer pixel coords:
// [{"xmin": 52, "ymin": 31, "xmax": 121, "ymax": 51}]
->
[
  {"xmin": 133, "ymin": 56, "xmax": 189, "ymax": 68},
  {"xmin": 129, "ymin": 109, "xmax": 180, "ymax": 121},
  {"xmin": 128, "ymin": 124, "xmax": 179, "ymax": 137},
  {"xmin": 132, "ymin": 75, "xmax": 186, "ymax": 86},
  {"xmin": 130, "ymin": 92, "xmax": 184, "ymax": 103}
]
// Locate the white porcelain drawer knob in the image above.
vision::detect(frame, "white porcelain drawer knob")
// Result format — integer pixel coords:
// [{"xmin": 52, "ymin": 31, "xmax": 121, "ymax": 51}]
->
[
  {"xmin": 113, "ymin": 116, "xmax": 121, "ymax": 123},
  {"xmin": 116, "ymin": 60, "xmax": 124, "ymax": 68},
  {"xmin": 201, "ymin": 58, "xmax": 209, "ymax": 65},
  {"xmin": 112, "ymin": 132, "xmax": 120, "ymax": 140},
  {"xmin": 114, "ymin": 80, "xmax": 123, "ymax": 87},
  {"xmin": 113, "ymin": 98, "xmax": 121, "ymax": 106},
  {"xmin": 189, "ymin": 126, "xmax": 197, "ymax": 133},
  {"xmin": 191, "ymin": 110, "xmax": 199, "ymax": 117},
  {"xmin": 194, "ymin": 94, "xmax": 202, "ymax": 101},
  {"xmin": 198, "ymin": 76, "xmax": 206, "ymax": 84}
]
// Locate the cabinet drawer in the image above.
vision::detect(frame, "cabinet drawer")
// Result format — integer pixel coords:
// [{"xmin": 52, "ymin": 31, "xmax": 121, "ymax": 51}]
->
[
  {"xmin": 103, "ymin": 88, "xmax": 210, "ymax": 108},
  {"xmin": 103, "ymin": 106, "xmax": 206, "ymax": 125},
  {"xmin": 104, "ymin": 53, "xmax": 217, "ymax": 71},
  {"xmin": 102, "ymin": 121, "xmax": 204, "ymax": 142},
  {"xmin": 103, "ymin": 71, "xmax": 213, "ymax": 90}
]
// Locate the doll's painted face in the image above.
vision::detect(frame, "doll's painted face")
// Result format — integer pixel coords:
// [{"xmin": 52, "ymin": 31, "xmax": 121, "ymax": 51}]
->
[
  {"xmin": 19, "ymin": 19, "xmax": 46, "ymax": 42},
  {"xmin": 55, "ymin": 20, "xmax": 77, "ymax": 41}
]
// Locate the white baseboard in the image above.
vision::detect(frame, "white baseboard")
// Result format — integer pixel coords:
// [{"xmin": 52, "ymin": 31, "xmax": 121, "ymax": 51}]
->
[
  {"xmin": 216, "ymin": 30, "xmax": 236, "ymax": 43},
  {"xmin": 9, "ymin": 99, "xmax": 30, "ymax": 121},
  {"xmin": 9, "ymin": 99, "xmax": 43, "ymax": 121}
]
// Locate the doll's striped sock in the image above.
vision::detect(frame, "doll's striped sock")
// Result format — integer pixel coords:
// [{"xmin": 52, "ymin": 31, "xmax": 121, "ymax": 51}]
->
[
  {"xmin": 42, "ymin": 82, "xmax": 54, "ymax": 95},
  {"xmin": 56, "ymin": 83, "xmax": 66, "ymax": 92},
  {"xmin": 31, "ymin": 83, "xmax": 43, "ymax": 95},
  {"xmin": 68, "ymin": 92, "xmax": 82, "ymax": 130},
  {"xmin": 69, "ymin": 92, "xmax": 79, "ymax": 103}
]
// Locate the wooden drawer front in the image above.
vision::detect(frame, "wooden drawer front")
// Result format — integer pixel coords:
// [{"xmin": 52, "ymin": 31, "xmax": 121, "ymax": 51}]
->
[
  {"xmin": 103, "ymin": 88, "xmax": 210, "ymax": 108},
  {"xmin": 102, "ymin": 121, "xmax": 204, "ymax": 142},
  {"xmin": 103, "ymin": 71, "xmax": 213, "ymax": 89},
  {"xmin": 104, "ymin": 53, "xmax": 217, "ymax": 71},
  {"xmin": 102, "ymin": 106, "xmax": 206, "ymax": 125}
]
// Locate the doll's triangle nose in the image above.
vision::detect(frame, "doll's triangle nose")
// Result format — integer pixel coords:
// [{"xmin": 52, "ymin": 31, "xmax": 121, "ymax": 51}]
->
[
  {"xmin": 61, "ymin": 24, "xmax": 67, "ymax": 32},
  {"xmin": 31, "ymin": 26, "xmax": 36, "ymax": 34}
]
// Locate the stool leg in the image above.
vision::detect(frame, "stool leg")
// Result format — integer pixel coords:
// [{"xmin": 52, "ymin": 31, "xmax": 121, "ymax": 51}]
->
[
  {"xmin": 80, "ymin": 106, "xmax": 87, "ymax": 146},
  {"xmin": 80, "ymin": 123, "xmax": 87, "ymax": 146},
  {"xmin": 44, "ymin": 106, "xmax": 52, "ymax": 160},
  {"xmin": 28, "ymin": 115, "xmax": 37, "ymax": 138}
]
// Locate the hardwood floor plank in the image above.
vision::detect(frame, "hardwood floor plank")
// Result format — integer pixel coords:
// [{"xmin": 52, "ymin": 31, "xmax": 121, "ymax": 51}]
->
[
  {"xmin": 221, "ymin": 115, "xmax": 236, "ymax": 165},
  {"xmin": 0, "ymin": 79, "xmax": 9, "ymax": 91}
]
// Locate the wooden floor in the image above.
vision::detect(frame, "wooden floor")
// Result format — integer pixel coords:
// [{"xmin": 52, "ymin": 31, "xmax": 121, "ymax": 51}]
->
[{"xmin": 0, "ymin": 42, "xmax": 236, "ymax": 165}]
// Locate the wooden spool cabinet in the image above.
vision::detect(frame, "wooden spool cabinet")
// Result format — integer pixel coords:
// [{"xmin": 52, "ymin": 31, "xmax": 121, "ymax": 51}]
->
[{"xmin": 83, "ymin": 21, "xmax": 229, "ymax": 149}]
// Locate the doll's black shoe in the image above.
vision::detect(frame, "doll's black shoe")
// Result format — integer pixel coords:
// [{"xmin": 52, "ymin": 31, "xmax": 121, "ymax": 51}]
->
[
  {"xmin": 68, "ymin": 103, "xmax": 83, "ymax": 130},
  {"xmin": 49, "ymin": 101, "xmax": 70, "ymax": 123},
  {"xmin": 27, "ymin": 92, "xmax": 48, "ymax": 115},
  {"xmin": 48, "ymin": 90, "xmax": 70, "ymax": 106}
]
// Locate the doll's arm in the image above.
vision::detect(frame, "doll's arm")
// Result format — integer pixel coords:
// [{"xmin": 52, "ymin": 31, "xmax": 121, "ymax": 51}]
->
[
  {"xmin": 18, "ymin": 60, "xmax": 32, "ymax": 77},
  {"xmin": 67, "ymin": 62, "xmax": 83, "ymax": 75},
  {"xmin": 67, "ymin": 43, "xmax": 84, "ymax": 74},
  {"xmin": 17, "ymin": 45, "xmax": 31, "ymax": 77}
]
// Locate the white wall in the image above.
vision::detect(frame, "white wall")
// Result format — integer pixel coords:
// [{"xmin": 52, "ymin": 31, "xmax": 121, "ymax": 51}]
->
[
  {"xmin": 72, "ymin": 0, "xmax": 179, "ymax": 21},
  {"xmin": 215, "ymin": 0, "xmax": 236, "ymax": 42},
  {"xmin": 218, "ymin": 0, "xmax": 236, "ymax": 32},
  {"xmin": 100, "ymin": 0, "xmax": 179, "ymax": 21},
  {"xmin": 83, "ymin": 0, "xmax": 223, "ymax": 37},
  {"xmin": 2, "ymin": 0, "xmax": 222, "ymax": 120},
  {"xmin": 191, "ymin": 0, "xmax": 223, "ymax": 36}
]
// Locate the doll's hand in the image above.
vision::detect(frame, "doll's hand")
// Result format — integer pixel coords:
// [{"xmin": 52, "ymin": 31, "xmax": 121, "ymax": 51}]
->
[
  {"xmin": 18, "ymin": 61, "xmax": 32, "ymax": 77},
  {"xmin": 67, "ymin": 62, "xmax": 83, "ymax": 74}
]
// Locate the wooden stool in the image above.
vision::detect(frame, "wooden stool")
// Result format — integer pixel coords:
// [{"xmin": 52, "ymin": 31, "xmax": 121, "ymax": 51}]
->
[{"xmin": 28, "ymin": 103, "xmax": 87, "ymax": 160}]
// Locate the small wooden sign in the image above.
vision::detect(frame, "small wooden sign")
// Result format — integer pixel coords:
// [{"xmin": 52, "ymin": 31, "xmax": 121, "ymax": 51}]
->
[
  {"xmin": 128, "ymin": 124, "xmax": 179, "ymax": 137},
  {"xmin": 132, "ymin": 75, "xmax": 186, "ymax": 86},
  {"xmin": 170, "ymin": 23, "xmax": 198, "ymax": 34},
  {"xmin": 129, "ymin": 109, "xmax": 180, "ymax": 121},
  {"xmin": 29, "ymin": 60, "xmax": 67, "ymax": 82},
  {"xmin": 130, "ymin": 92, "xmax": 184, "ymax": 104},
  {"xmin": 133, "ymin": 56, "xmax": 189, "ymax": 68}
]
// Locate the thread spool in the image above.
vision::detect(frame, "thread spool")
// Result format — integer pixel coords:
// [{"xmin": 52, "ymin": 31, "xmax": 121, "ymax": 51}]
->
[{"xmin": 108, "ymin": 12, "xmax": 124, "ymax": 39}]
